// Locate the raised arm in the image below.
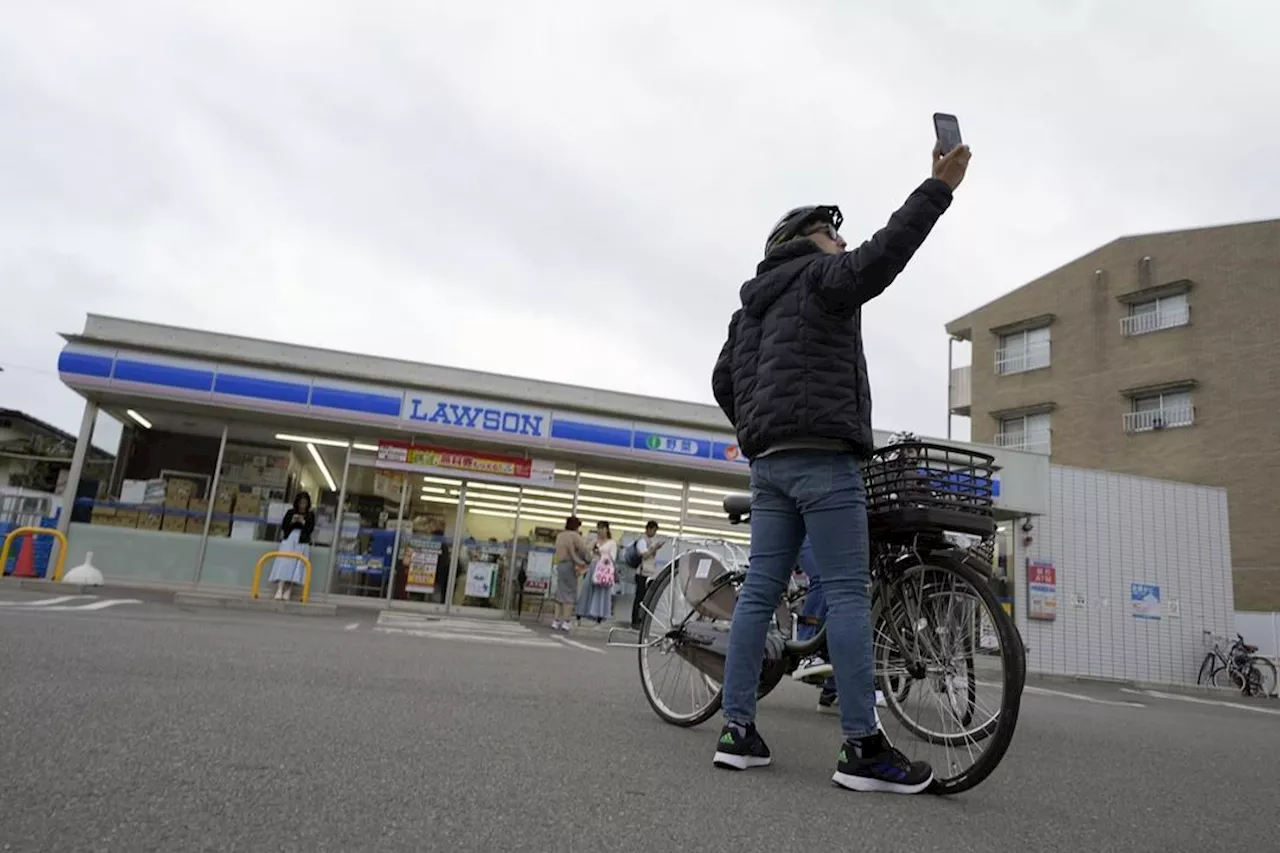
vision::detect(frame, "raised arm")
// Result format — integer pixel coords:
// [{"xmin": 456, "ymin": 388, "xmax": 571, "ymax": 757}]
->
[{"xmin": 813, "ymin": 143, "xmax": 971, "ymax": 318}]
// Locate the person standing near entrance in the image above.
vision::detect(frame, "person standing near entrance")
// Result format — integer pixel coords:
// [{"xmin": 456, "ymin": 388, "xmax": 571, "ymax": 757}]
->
[
  {"xmin": 551, "ymin": 516, "xmax": 593, "ymax": 632},
  {"xmin": 269, "ymin": 491, "xmax": 315, "ymax": 601},
  {"xmin": 576, "ymin": 520, "xmax": 618, "ymax": 624},
  {"xmin": 628, "ymin": 521, "xmax": 667, "ymax": 629}
]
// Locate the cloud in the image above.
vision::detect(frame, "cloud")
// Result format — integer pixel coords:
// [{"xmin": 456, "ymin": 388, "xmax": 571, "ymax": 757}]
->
[{"xmin": 2, "ymin": 0, "xmax": 1276, "ymax": 450}]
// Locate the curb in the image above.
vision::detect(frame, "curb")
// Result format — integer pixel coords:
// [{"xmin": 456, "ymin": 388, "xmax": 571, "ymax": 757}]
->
[{"xmin": 172, "ymin": 591, "xmax": 338, "ymax": 616}]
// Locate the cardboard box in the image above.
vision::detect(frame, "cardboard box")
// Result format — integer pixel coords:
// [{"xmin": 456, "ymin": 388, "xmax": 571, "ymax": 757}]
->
[
  {"xmin": 164, "ymin": 478, "xmax": 196, "ymax": 508},
  {"xmin": 214, "ymin": 483, "xmax": 237, "ymax": 513},
  {"xmin": 209, "ymin": 521, "xmax": 231, "ymax": 538},
  {"xmin": 236, "ymin": 492, "xmax": 262, "ymax": 517},
  {"xmin": 90, "ymin": 506, "xmax": 117, "ymax": 525},
  {"xmin": 115, "ymin": 509, "xmax": 140, "ymax": 528},
  {"xmin": 137, "ymin": 508, "xmax": 163, "ymax": 531},
  {"xmin": 162, "ymin": 511, "xmax": 189, "ymax": 533}
]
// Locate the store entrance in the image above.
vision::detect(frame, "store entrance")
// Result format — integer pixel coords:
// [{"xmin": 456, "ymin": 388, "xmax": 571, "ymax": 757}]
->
[{"xmin": 443, "ymin": 479, "xmax": 575, "ymax": 615}]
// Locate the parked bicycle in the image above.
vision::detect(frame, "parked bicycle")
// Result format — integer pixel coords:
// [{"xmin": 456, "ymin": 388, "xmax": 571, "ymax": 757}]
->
[
  {"xmin": 1197, "ymin": 631, "xmax": 1278, "ymax": 698},
  {"xmin": 610, "ymin": 440, "xmax": 1026, "ymax": 795}
]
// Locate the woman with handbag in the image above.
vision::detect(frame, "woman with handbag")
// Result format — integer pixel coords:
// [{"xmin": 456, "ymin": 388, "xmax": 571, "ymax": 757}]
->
[{"xmin": 575, "ymin": 520, "xmax": 617, "ymax": 624}]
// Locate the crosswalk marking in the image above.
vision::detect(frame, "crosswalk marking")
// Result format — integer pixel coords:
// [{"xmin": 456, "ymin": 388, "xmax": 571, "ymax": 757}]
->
[{"xmin": 373, "ymin": 611, "xmax": 561, "ymax": 648}]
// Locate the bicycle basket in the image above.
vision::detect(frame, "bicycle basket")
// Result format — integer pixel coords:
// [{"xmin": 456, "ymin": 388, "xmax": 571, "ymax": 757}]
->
[{"xmin": 863, "ymin": 441, "xmax": 998, "ymax": 539}]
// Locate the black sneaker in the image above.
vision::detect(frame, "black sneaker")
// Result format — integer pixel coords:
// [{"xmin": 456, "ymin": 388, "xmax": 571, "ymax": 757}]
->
[
  {"xmin": 712, "ymin": 723, "xmax": 772, "ymax": 771},
  {"xmin": 816, "ymin": 688, "xmax": 839, "ymax": 716},
  {"xmin": 831, "ymin": 733, "xmax": 933, "ymax": 794}
]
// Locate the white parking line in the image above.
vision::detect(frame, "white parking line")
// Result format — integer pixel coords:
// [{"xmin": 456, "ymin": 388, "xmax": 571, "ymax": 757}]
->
[
  {"xmin": 372, "ymin": 626, "xmax": 560, "ymax": 648},
  {"xmin": 0, "ymin": 595, "xmax": 90, "ymax": 607},
  {"xmin": 978, "ymin": 681, "xmax": 1145, "ymax": 707},
  {"xmin": 40, "ymin": 599, "xmax": 143, "ymax": 612},
  {"xmin": 551, "ymin": 635, "xmax": 606, "ymax": 655},
  {"xmin": 344, "ymin": 622, "xmax": 360, "ymax": 631},
  {"xmin": 1120, "ymin": 688, "xmax": 1280, "ymax": 716}
]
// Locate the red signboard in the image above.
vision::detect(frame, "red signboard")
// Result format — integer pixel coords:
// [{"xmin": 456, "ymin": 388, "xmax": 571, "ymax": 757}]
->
[{"xmin": 376, "ymin": 440, "xmax": 553, "ymax": 484}]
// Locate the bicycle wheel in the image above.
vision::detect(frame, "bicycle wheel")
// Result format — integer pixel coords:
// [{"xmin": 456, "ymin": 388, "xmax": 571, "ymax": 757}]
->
[
  {"xmin": 871, "ymin": 559, "xmax": 1026, "ymax": 795},
  {"xmin": 636, "ymin": 565, "xmax": 724, "ymax": 727},
  {"xmin": 1244, "ymin": 657, "xmax": 1278, "ymax": 697},
  {"xmin": 1195, "ymin": 653, "xmax": 1216, "ymax": 687}
]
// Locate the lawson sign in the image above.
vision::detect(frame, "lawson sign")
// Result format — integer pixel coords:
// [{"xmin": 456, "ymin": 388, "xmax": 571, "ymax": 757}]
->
[{"xmin": 402, "ymin": 395, "xmax": 549, "ymax": 439}]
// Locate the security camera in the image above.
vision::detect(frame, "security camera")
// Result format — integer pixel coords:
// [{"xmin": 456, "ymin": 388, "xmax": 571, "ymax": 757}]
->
[{"xmin": 1021, "ymin": 519, "xmax": 1035, "ymax": 533}]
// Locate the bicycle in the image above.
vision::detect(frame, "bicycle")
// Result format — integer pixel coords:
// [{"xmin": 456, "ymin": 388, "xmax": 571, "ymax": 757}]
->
[
  {"xmin": 1196, "ymin": 631, "xmax": 1278, "ymax": 698},
  {"xmin": 610, "ymin": 441, "xmax": 1027, "ymax": 795}
]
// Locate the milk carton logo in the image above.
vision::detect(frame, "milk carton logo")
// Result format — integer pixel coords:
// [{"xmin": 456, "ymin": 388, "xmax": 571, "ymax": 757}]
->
[{"xmin": 406, "ymin": 398, "xmax": 545, "ymax": 438}]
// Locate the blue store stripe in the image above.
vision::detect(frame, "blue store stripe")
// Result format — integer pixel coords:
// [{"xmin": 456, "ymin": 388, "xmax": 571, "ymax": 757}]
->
[
  {"xmin": 57, "ymin": 351, "xmax": 114, "ymax": 378},
  {"xmin": 113, "ymin": 359, "xmax": 214, "ymax": 392},
  {"xmin": 310, "ymin": 385, "xmax": 401, "ymax": 417},
  {"xmin": 214, "ymin": 372, "xmax": 310, "ymax": 405},
  {"xmin": 551, "ymin": 419, "xmax": 632, "ymax": 448}
]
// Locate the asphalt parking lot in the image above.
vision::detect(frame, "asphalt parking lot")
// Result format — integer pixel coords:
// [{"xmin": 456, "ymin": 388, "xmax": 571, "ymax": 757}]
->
[{"xmin": 2, "ymin": 590, "xmax": 1278, "ymax": 852}]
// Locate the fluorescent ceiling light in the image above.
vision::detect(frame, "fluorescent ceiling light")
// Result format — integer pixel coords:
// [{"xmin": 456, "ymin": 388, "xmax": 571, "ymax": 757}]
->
[
  {"xmin": 277, "ymin": 433, "xmax": 347, "ymax": 448},
  {"xmin": 578, "ymin": 471, "xmax": 683, "ymax": 490},
  {"xmin": 577, "ymin": 482, "xmax": 683, "ymax": 502},
  {"xmin": 554, "ymin": 468, "xmax": 576, "ymax": 477},
  {"xmin": 307, "ymin": 442, "xmax": 338, "ymax": 492},
  {"xmin": 423, "ymin": 475, "xmax": 463, "ymax": 486},
  {"xmin": 126, "ymin": 410, "xmax": 152, "ymax": 429},
  {"xmin": 352, "ymin": 442, "xmax": 379, "ymax": 452}
]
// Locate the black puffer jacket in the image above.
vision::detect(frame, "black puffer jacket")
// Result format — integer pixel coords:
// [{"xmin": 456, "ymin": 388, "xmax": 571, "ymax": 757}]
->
[{"xmin": 711, "ymin": 178, "xmax": 954, "ymax": 459}]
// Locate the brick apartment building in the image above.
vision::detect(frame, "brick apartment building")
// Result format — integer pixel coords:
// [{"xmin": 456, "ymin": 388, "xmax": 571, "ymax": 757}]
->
[{"xmin": 945, "ymin": 217, "xmax": 1280, "ymax": 611}]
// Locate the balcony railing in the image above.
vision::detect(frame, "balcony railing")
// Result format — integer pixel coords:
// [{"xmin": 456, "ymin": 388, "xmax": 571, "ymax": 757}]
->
[
  {"xmin": 995, "ymin": 341, "xmax": 1051, "ymax": 375},
  {"xmin": 949, "ymin": 365, "xmax": 971, "ymax": 413},
  {"xmin": 1120, "ymin": 307, "xmax": 1190, "ymax": 337},
  {"xmin": 1122, "ymin": 406, "xmax": 1195, "ymax": 433},
  {"xmin": 994, "ymin": 430, "xmax": 1051, "ymax": 454}
]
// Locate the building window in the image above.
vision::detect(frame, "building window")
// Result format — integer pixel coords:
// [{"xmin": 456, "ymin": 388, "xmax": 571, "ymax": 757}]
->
[
  {"xmin": 1120, "ymin": 292, "xmax": 1189, "ymax": 337},
  {"xmin": 996, "ymin": 412, "xmax": 1051, "ymax": 453},
  {"xmin": 995, "ymin": 326, "xmax": 1050, "ymax": 375},
  {"xmin": 1123, "ymin": 391, "xmax": 1194, "ymax": 433}
]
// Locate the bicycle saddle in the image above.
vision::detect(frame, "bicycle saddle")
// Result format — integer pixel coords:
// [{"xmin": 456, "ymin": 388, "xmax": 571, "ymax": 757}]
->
[{"xmin": 723, "ymin": 493, "xmax": 752, "ymax": 517}]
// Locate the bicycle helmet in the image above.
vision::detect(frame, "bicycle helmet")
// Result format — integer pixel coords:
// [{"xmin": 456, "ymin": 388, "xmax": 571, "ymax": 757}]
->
[{"xmin": 763, "ymin": 205, "xmax": 843, "ymax": 256}]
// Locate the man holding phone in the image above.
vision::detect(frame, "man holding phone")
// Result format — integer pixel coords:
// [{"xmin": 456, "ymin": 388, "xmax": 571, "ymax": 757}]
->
[{"xmin": 709, "ymin": 133, "xmax": 971, "ymax": 794}]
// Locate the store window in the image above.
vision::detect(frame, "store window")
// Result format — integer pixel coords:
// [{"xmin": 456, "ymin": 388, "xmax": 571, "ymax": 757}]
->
[{"xmin": 72, "ymin": 407, "xmax": 229, "ymax": 585}]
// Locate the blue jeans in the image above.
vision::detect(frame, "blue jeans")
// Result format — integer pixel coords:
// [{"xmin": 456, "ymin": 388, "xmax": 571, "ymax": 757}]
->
[
  {"xmin": 796, "ymin": 539, "xmax": 837, "ymax": 693},
  {"xmin": 722, "ymin": 450, "xmax": 876, "ymax": 740}
]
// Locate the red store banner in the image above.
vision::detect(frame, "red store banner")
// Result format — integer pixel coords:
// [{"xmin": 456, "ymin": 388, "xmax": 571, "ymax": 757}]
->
[{"xmin": 375, "ymin": 440, "xmax": 556, "ymax": 485}]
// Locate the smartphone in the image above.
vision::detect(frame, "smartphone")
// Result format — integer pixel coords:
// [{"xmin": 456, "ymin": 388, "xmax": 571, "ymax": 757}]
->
[{"xmin": 933, "ymin": 112, "xmax": 962, "ymax": 156}]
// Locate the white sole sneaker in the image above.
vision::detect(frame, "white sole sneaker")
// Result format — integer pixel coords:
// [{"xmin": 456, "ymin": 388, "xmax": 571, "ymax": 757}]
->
[
  {"xmin": 713, "ymin": 752, "xmax": 773, "ymax": 771},
  {"xmin": 831, "ymin": 770, "xmax": 933, "ymax": 794},
  {"xmin": 793, "ymin": 662, "xmax": 835, "ymax": 683}
]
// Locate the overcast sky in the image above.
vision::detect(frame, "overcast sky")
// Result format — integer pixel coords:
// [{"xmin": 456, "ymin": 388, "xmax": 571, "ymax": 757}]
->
[{"xmin": 3, "ymin": 0, "xmax": 1276, "ymax": 453}]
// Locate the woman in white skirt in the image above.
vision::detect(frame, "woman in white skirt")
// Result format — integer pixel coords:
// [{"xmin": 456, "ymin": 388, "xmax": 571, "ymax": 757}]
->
[{"xmin": 269, "ymin": 491, "xmax": 315, "ymax": 601}]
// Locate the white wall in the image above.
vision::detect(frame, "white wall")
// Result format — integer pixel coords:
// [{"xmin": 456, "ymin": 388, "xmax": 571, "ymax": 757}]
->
[
  {"xmin": 1019, "ymin": 465, "xmax": 1235, "ymax": 686},
  {"xmin": 1234, "ymin": 612, "xmax": 1280, "ymax": 659}
]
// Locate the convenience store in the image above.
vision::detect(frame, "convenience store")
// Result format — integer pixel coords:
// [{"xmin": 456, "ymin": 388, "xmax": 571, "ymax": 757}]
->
[{"xmin": 51, "ymin": 314, "xmax": 1051, "ymax": 617}]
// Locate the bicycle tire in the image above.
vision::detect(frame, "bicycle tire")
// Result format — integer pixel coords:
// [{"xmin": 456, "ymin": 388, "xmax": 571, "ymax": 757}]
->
[
  {"xmin": 636, "ymin": 565, "xmax": 724, "ymax": 727},
  {"xmin": 1195, "ymin": 653, "xmax": 1216, "ymax": 687},
  {"xmin": 635, "ymin": 563, "xmax": 790, "ymax": 726},
  {"xmin": 871, "ymin": 559, "xmax": 1026, "ymax": 796},
  {"xmin": 1245, "ymin": 656, "xmax": 1278, "ymax": 697}
]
